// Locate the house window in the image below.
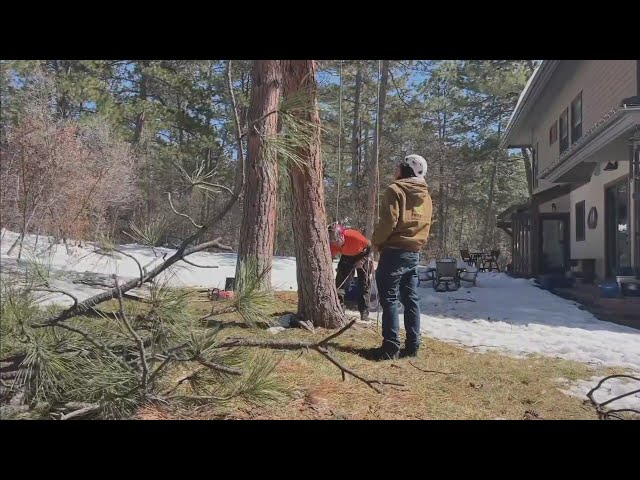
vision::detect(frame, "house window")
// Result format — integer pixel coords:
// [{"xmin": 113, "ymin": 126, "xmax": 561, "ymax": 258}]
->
[
  {"xmin": 532, "ymin": 143, "xmax": 539, "ymax": 189},
  {"xmin": 549, "ymin": 121, "xmax": 558, "ymax": 145},
  {"xmin": 571, "ymin": 92, "xmax": 582, "ymax": 144},
  {"xmin": 575, "ymin": 200, "xmax": 586, "ymax": 242},
  {"xmin": 559, "ymin": 108, "xmax": 569, "ymax": 154}
]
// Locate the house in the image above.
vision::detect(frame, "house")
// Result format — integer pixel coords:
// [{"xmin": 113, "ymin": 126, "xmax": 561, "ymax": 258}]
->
[{"xmin": 498, "ymin": 60, "xmax": 640, "ymax": 282}]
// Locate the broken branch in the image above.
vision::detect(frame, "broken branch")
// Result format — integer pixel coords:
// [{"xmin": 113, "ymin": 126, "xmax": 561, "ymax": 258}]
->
[
  {"xmin": 115, "ymin": 276, "xmax": 149, "ymax": 393},
  {"xmin": 168, "ymin": 192, "xmax": 202, "ymax": 229},
  {"xmin": 216, "ymin": 320, "xmax": 403, "ymax": 393}
]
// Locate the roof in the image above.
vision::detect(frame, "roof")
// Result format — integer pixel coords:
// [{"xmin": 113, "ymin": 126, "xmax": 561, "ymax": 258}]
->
[{"xmin": 500, "ymin": 61, "xmax": 560, "ymax": 149}]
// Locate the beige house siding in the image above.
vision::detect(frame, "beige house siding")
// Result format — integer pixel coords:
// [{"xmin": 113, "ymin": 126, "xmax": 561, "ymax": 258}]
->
[
  {"xmin": 528, "ymin": 60, "xmax": 636, "ymax": 195},
  {"xmin": 540, "ymin": 194, "xmax": 570, "ymax": 214},
  {"xmin": 569, "ymin": 164, "xmax": 630, "ymax": 280}
]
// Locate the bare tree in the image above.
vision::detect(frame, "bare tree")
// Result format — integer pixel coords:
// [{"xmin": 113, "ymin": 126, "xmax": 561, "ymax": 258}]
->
[{"xmin": 365, "ymin": 60, "xmax": 389, "ymax": 238}]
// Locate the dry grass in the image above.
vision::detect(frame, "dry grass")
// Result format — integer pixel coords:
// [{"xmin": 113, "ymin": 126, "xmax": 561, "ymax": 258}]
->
[{"xmin": 134, "ymin": 289, "xmax": 607, "ymax": 420}]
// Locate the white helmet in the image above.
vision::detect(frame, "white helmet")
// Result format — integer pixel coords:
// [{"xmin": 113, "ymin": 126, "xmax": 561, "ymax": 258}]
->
[{"xmin": 401, "ymin": 154, "xmax": 428, "ymax": 178}]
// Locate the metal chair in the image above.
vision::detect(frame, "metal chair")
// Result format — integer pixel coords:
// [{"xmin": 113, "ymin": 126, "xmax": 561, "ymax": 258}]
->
[
  {"xmin": 480, "ymin": 250, "xmax": 501, "ymax": 272},
  {"xmin": 460, "ymin": 249, "xmax": 474, "ymax": 266},
  {"xmin": 434, "ymin": 258, "xmax": 466, "ymax": 291}
]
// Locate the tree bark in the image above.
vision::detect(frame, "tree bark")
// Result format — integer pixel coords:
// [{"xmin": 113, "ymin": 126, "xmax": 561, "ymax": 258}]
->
[
  {"xmin": 365, "ymin": 60, "xmax": 389, "ymax": 238},
  {"xmin": 351, "ymin": 63, "xmax": 363, "ymax": 195},
  {"xmin": 236, "ymin": 60, "xmax": 282, "ymax": 291},
  {"xmin": 281, "ymin": 60, "xmax": 345, "ymax": 329},
  {"xmin": 481, "ymin": 156, "xmax": 499, "ymax": 250},
  {"xmin": 131, "ymin": 60, "xmax": 151, "ymax": 224}
]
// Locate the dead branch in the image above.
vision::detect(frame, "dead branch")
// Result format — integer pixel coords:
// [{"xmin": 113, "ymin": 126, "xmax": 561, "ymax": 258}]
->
[
  {"xmin": 586, "ymin": 374, "xmax": 640, "ymax": 420},
  {"xmin": 72, "ymin": 279, "xmax": 114, "ymax": 288},
  {"xmin": 59, "ymin": 403, "xmax": 101, "ymax": 420},
  {"xmin": 408, "ymin": 361, "xmax": 459, "ymax": 375},
  {"xmin": 180, "ymin": 258, "xmax": 219, "ymax": 269},
  {"xmin": 166, "ymin": 393, "xmax": 236, "ymax": 402},
  {"xmin": 191, "ymin": 181, "xmax": 234, "ymax": 195},
  {"xmin": 604, "ymin": 409, "xmax": 640, "ymax": 420},
  {"xmin": 147, "ymin": 354, "xmax": 175, "ymax": 386},
  {"xmin": 216, "ymin": 320, "xmax": 403, "ymax": 393},
  {"xmin": 195, "ymin": 356, "xmax": 243, "ymax": 376},
  {"xmin": 168, "ymin": 192, "xmax": 202, "ymax": 229},
  {"xmin": 51, "ymin": 321, "xmax": 129, "ymax": 368},
  {"xmin": 113, "ymin": 249, "xmax": 144, "ymax": 286},
  {"xmin": 200, "ymin": 306, "xmax": 237, "ymax": 322},
  {"xmin": 115, "ymin": 276, "xmax": 148, "ymax": 393},
  {"xmin": 32, "ymin": 287, "xmax": 78, "ymax": 308}
]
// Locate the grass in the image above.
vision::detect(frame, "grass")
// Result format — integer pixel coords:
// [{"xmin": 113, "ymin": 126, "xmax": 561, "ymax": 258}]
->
[{"xmin": 134, "ymin": 289, "xmax": 611, "ymax": 420}]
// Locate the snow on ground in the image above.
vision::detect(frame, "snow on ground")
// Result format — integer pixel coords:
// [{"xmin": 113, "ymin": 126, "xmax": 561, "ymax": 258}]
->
[
  {"xmin": 559, "ymin": 376, "xmax": 640, "ymax": 411},
  {"xmin": 2, "ymin": 228, "xmax": 639, "ymax": 410}
]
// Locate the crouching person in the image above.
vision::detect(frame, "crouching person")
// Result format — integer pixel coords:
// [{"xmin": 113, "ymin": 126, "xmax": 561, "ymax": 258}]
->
[
  {"xmin": 371, "ymin": 155, "xmax": 433, "ymax": 360},
  {"xmin": 328, "ymin": 223, "xmax": 373, "ymax": 322}
]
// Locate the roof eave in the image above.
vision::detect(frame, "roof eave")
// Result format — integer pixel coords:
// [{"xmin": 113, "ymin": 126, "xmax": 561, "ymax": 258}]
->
[{"xmin": 500, "ymin": 60, "xmax": 560, "ymax": 149}]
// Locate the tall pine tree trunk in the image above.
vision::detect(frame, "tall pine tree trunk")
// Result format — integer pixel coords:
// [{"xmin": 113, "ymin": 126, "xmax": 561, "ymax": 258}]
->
[
  {"xmin": 281, "ymin": 60, "xmax": 344, "ymax": 329},
  {"xmin": 365, "ymin": 60, "xmax": 389, "ymax": 238},
  {"xmin": 132, "ymin": 60, "xmax": 151, "ymax": 224},
  {"xmin": 481, "ymin": 156, "xmax": 499, "ymax": 250},
  {"xmin": 236, "ymin": 60, "xmax": 282, "ymax": 291},
  {"xmin": 351, "ymin": 63, "xmax": 363, "ymax": 195}
]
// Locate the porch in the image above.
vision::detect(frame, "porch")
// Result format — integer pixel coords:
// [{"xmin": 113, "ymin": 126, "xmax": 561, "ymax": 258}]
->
[{"xmin": 553, "ymin": 283, "xmax": 640, "ymax": 331}]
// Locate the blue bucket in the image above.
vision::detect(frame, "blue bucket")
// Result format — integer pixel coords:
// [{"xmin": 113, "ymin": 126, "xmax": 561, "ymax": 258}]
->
[{"xmin": 599, "ymin": 282, "xmax": 619, "ymax": 298}]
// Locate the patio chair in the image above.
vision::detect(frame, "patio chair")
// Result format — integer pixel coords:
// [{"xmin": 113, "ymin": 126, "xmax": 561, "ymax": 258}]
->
[
  {"xmin": 480, "ymin": 250, "xmax": 501, "ymax": 272},
  {"xmin": 417, "ymin": 265, "xmax": 435, "ymax": 287},
  {"xmin": 460, "ymin": 249, "xmax": 474, "ymax": 266},
  {"xmin": 433, "ymin": 258, "xmax": 466, "ymax": 291}
]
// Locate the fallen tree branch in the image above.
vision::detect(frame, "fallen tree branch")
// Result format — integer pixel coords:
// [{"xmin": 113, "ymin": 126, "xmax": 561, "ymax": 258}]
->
[
  {"xmin": 32, "ymin": 238, "xmax": 234, "ymax": 328},
  {"xmin": 166, "ymin": 393, "xmax": 236, "ymax": 402},
  {"xmin": 196, "ymin": 355, "xmax": 242, "ymax": 376},
  {"xmin": 113, "ymin": 249, "xmax": 144, "ymax": 286},
  {"xmin": 180, "ymin": 258, "xmax": 219, "ymax": 269},
  {"xmin": 59, "ymin": 403, "xmax": 101, "ymax": 420},
  {"xmin": 586, "ymin": 374, "xmax": 640, "ymax": 420},
  {"xmin": 115, "ymin": 276, "xmax": 149, "ymax": 393},
  {"xmin": 32, "ymin": 287, "xmax": 78, "ymax": 308},
  {"xmin": 216, "ymin": 320, "xmax": 403, "ymax": 393},
  {"xmin": 408, "ymin": 361, "xmax": 459, "ymax": 375}
]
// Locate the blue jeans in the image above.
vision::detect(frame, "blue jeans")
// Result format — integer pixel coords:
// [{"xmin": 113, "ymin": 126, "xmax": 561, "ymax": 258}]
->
[{"xmin": 376, "ymin": 248, "xmax": 421, "ymax": 354}]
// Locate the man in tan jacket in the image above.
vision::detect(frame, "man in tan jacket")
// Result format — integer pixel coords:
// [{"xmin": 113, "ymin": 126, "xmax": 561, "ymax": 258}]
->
[{"xmin": 371, "ymin": 154, "xmax": 432, "ymax": 360}]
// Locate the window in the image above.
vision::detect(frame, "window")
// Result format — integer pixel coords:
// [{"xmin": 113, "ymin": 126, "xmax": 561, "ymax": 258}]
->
[
  {"xmin": 575, "ymin": 200, "xmax": 586, "ymax": 242},
  {"xmin": 571, "ymin": 92, "xmax": 582, "ymax": 144},
  {"xmin": 532, "ymin": 143, "xmax": 539, "ymax": 189},
  {"xmin": 559, "ymin": 108, "xmax": 569, "ymax": 154},
  {"xmin": 549, "ymin": 121, "xmax": 558, "ymax": 145}
]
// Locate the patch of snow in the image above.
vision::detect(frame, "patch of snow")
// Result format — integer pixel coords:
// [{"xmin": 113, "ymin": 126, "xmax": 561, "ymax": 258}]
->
[
  {"xmin": 560, "ymin": 376, "xmax": 640, "ymax": 411},
  {"xmin": 267, "ymin": 327, "xmax": 286, "ymax": 335}
]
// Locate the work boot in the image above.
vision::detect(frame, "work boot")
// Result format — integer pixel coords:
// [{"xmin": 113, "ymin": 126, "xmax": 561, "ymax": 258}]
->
[
  {"xmin": 360, "ymin": 310, "xmax": 370, "ymax": 322},
  {"xmin": 401, "ymin": 347, "xmax": 419, "ymax": 358},
  {"xmin": 370, "ymin": 348, "xmax": 399, "ymax": 361}
]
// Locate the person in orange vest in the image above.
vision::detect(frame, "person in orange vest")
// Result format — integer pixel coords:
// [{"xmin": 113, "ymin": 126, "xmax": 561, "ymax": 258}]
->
[{"xmin": 328, "ymin": 222, "xmax": 373, "ymax": 322}]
